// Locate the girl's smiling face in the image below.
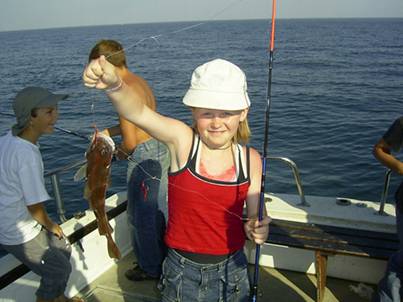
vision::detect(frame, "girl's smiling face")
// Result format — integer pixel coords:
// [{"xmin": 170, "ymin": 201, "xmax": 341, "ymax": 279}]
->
[{"xmin": 192, "ymin": 107, "xmax": 248, "ymax": 149}]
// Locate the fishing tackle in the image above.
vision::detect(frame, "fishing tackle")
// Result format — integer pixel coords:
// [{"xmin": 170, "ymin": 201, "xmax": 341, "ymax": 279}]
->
[{"xmin": 250, "ymin": 0, "xmax": 277, "ymax": 301}]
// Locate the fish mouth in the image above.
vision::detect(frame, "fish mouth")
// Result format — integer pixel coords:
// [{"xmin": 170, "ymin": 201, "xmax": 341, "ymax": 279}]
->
[{"xmin": 96, "ymin": 133, "xmax": 116, "ymax": 151}]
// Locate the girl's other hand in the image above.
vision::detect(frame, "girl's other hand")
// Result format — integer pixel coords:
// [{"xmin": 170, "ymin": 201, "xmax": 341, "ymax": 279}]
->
[{"xmin": 244, "ymin": 216, "xmax": 271, "ymax": 245}]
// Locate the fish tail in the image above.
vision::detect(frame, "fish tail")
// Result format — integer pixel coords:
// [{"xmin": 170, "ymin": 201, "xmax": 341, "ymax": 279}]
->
[
  {"xmin": 94, "ymin": 210, "xmax": 113, "ymax": 235},
  {"xmin": 106, "ymin": 234, "xmax": 121, "ymax": 259},
  {"xmin": 98, "ymin": 220, "xmax": 113, "ymax": 235}
]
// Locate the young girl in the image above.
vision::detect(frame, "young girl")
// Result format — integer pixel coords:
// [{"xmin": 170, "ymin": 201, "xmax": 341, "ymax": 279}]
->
[
  {"xmin": 83, "ymin": 57, "xmax": 270, "ymax": 301},
  {"xmin": 0, "ymin": 87, "xmax": 83, "ymax": 302}
]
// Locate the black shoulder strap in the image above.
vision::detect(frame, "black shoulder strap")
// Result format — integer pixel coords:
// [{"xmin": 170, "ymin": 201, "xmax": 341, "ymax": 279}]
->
[
  {"xmin": 188, "ymin": 132, "xmax": 200, "ymax": 170},
  {"xmin": 237, "ymin": 145, "xmax": 250, "ymax": 182},
  {"xmin": 246, "ymin": 146, "xmax": 251, "ymax": 181}
]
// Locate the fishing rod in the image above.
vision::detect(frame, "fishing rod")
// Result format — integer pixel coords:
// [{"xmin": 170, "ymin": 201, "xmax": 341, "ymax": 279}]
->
[
  {"xmin": 250, "ymin": 0, "xmax": 277, "ymax": 301},
  {"xmin": 0, "ymin": 112, "xmax": 89, "ymax": 141},
  {"xmin": 53, "ymin": 126, "xmax": 90, "ymax": 141}
]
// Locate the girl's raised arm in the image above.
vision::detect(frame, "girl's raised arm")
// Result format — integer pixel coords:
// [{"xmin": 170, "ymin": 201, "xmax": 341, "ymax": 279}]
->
[{"xmin": 83, "ymin": 56, "xmax": 193, "ymax": 169}]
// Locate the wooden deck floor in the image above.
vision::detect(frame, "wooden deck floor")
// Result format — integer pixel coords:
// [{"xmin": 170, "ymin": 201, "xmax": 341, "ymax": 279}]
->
[{"xmin": 78, "ymin": 253, "xmax": 376, "ymax": 302}]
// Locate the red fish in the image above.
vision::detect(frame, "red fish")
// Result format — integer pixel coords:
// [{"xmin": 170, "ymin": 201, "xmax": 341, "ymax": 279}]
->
[{"xmin": 84, "ymin": 129, "xmax": 121, "ymax": 259}]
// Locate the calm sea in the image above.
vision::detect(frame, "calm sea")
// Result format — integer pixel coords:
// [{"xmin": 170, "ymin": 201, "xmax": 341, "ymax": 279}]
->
[{"xmin": 0, "ymin": 18, "xmax": 402, "ymax": 221}]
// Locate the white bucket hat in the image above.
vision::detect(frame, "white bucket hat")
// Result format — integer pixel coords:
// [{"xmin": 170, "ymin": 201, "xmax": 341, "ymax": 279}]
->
[{"xmin": 183, "ymin": 59, "xmax": 251, "ymax": 110}]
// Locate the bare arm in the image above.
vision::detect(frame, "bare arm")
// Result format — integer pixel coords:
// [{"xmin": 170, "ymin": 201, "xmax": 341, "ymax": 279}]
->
[
  {"xmin": 119, "ymin": 117, "xmax": 138, "ymax": 153},
  {"xmin": 27, "ymin": 203, "xmax": 64, "ymax": 239},
  {"xmin": 244, "ymin": 147, "xmax": 270, "ymax": 244},
  {"xmin": 373, "ymin": 138, "xmax": 403, "ymax": 175},
  {"xmin": 83, "ymin": 55, "xmax": 193, "ymax": 170}
]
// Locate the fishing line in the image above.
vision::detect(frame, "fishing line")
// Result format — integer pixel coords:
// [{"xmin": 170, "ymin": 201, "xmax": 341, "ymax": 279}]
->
[
  {"xmin": 82, "ymin": 0, "xmax": 263, "ymax": 145},
  {"xmin": 103, "ymin": 0, "xmax": 249, "ymax": 61},
  {"xmin": 84, "ymin": 0, "xmax": 274, "ymax": 238},
  {"xmin": 83, "ymin": 0, "xmax": 268, "ymax": 222},
  {"xmin": 86, "ymin": 0, "xmax": 253, "ymax": 149},
  {"xmin": 112, "ymin": 145, "xmax": 250, "ymax": 222},
  {"xmin": 80, "ymin": 0, "xmax": 272, "ymax": 252}
]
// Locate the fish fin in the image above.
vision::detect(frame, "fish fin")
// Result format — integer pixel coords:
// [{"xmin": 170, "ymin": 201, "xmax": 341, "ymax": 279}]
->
[
  {"xmin": 74, "ymin": 163, "xmax": 87, "ymax": 182},
  {"xmin": 106, "ymin": 234, "xmax": 121, "ymax": 259}
]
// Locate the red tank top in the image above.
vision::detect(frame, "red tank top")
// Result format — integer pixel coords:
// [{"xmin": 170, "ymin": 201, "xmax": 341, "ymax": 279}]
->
[{"xmin": 165, "ymin": 135, "xmax": 250, "ymax": 255}]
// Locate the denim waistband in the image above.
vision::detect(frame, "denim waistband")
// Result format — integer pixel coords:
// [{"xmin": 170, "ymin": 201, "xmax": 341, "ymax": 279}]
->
[
  {"xmin": 132, "ymin": 138, "xmax": 159, "ymax": 153},
  {"xmin": 168, "ymin": 248, "xmax": 244, "ymax": 272}
]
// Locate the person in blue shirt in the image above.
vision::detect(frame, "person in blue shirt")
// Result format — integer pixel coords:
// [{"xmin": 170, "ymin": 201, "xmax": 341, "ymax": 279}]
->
[{"xmin": 373, "ymin": 117, "xmax": 403, "ymax": 302}]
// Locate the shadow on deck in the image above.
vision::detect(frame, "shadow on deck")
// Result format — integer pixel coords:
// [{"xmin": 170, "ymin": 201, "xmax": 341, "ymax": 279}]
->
[{"xmin": 79, "ymin": 253, "xmax": 376, "ymax": 302}]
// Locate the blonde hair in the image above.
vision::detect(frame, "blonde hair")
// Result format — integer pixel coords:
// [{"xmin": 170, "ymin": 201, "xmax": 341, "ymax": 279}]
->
[{"xmin": 236, "ymin": 118, "xmax": 251, "ymax": 144}]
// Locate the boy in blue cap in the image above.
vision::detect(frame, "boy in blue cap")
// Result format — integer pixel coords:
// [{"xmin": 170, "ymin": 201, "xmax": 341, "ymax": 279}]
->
[{"xmin": 0, "ymin": 87, "xmax": 83, "ymax": 302}]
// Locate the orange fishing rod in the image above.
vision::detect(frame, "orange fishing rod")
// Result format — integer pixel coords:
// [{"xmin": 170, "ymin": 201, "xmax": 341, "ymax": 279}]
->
[{"xmin": 250, "ymin": 0, "xmax": 277, "ymax": 301}]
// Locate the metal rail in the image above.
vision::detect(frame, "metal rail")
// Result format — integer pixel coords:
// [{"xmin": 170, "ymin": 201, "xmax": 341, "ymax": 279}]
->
[
  {"xmin": 378, "ymin": 169, "xmax": 392, "ymax": 215},
  {"xmin": 267, "ymin": 156, "xmax": 308, "ymax": 206},
  {"xmin": 45, "ymin": 156, "xmax": 308, "ymax": 222},
  {"xmin": 44, "ymin": 159, "xmax": 86, "ymax": 222},
  {"xmin": 45, "ymin": 157, "xmax": 394, "ymax": 218}
]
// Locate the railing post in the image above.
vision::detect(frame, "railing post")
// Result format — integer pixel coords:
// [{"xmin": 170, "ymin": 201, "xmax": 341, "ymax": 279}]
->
[
  {"xmin": 44, "ymin": 159, "xmax": 86, "ymax": 223},
  {"xmin": 378, "ymin": 169, "xmax": 392, "ymax": 215},
  {"xmin": 267, "ymin": 156, "xmax": 309, "ymax": 206},
  {"xmin": 50, "ymin": 173, "xmax": 67, "ymax": 222},
  {"xmin": 292, "ymin": 165, "xmax": 309, "ymax": 207}
]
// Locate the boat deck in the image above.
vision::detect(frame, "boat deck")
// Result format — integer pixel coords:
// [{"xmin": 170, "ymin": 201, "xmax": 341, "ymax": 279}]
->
[{"xmin": 78, "ymin": 252, "xmax": 376, "ymax": 302}]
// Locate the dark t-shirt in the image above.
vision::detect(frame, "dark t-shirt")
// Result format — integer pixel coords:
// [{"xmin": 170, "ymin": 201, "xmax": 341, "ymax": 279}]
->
[
  {"xmin": 383, "ymin": 117, "xmax": 403, "ymax": 207},
  {"xmin": 383, "ymin": 117, "xmax": 403, "ymax": 152}
]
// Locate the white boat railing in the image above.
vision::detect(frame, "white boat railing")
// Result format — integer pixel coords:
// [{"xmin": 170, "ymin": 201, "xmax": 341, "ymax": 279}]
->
[
  {"xmin": 44, "ymin": 159, "xmax": 86, "ymax": 222},
  {"xmin": 267, "ymin": 156, "xmax": 308, "ymax": 206},
  {"xmin": 43, "ymin": 156, "xmax": 310, "ymax": 219},
  {"xmin": 43, "ymin": 158, "xmax": 393, "ymax": 220},
  {"xmin": 43, "ymin": 156, "xmax": 310, "ymax": 222}
]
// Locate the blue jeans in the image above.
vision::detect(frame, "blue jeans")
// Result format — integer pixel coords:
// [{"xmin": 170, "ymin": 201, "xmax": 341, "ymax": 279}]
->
[
  {"xmin": 1, "ymin": 228, "xmax": 72, "ymax": 300},
  {"xmin": 373, "ymin": 185, "xmax": 403, "ymax": 302},
  {"xmin": 127, "ymin": 138, "xmax": 170, "ymax": 277},
  {"xmin": 158, "ymin": 249, "xmax": 250, "ymax": 302}
]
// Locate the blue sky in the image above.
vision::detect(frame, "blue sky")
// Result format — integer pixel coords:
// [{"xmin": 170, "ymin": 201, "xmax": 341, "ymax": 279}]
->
[{"xmin": 1, "ymin": 0, "xmax": 403, "ymax": 32}]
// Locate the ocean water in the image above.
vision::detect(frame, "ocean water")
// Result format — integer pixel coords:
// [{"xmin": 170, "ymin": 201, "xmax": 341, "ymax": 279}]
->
[{"xmin": 0, "ymin": 18, "xmax": 402, "ymax": 221}]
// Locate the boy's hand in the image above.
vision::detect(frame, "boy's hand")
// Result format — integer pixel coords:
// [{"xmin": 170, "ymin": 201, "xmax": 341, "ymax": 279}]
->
[
  {"xmin": 115, "ymin": 145, "xmax": 129, "ymax": 160},
  {"xmin": 46, "ymin": 222, "xmax": 64, "ymax": 239},
  {"xmin": 27, "ymin": 203, "xmax": 65, "ymax": 240}
]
